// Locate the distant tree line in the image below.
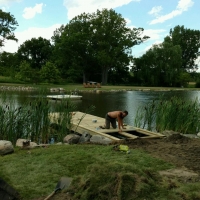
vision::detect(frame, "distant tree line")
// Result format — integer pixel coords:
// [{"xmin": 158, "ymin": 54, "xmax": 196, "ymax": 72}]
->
[{"xmin": 0, "ymin": 9, "xmax": 200, "ymax": 86}]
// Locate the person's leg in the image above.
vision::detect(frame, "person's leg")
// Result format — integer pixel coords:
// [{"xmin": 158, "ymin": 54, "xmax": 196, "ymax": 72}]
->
[
  {"xmin": 110, "ymin": 118, "xmax": 117, "ymax": 129},
  {"xmin": 105, "ymin": 114, "xmax": 111, "ymax": 129}
]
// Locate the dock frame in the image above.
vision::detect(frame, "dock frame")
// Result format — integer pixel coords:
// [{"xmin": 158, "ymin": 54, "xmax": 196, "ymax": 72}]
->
[{"xmin": 66, "ymin": 112, "xmax": 164, "ymax": 141}]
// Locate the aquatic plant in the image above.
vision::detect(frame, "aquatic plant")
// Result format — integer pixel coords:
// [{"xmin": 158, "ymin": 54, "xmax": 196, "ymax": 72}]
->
[
  {"xmin": 0, "ymin": 90, "xmax": 94, "ymax": 145},
  {"xmin": 134, "ymin": 96, "xmax": 200, "ymax": 134}
]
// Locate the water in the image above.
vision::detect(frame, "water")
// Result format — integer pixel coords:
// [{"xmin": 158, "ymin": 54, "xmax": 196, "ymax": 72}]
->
[{"xmin": 1, "ymin": 90, "xmax": 200, "ymax": 126}]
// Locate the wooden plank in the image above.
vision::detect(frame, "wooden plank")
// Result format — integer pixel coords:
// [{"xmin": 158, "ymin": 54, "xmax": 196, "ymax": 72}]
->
[
  {"xmin": 71, "ymin": 124, "xmax": 121, "ymax": 141},
  {"xmin": 119, "ymin": 132, "xmax": 138, "ymax": 139}
]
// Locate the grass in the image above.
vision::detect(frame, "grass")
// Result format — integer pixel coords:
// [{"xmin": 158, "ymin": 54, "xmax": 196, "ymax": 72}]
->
[{"xmin": 0, "ymin": 144, "xmax": 200, "ymax": 200}]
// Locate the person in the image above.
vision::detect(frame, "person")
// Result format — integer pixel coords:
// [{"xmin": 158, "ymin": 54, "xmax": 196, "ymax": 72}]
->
[{"xmin": 100, "ymin": 110, "xmax": 128, "ymax": 132}]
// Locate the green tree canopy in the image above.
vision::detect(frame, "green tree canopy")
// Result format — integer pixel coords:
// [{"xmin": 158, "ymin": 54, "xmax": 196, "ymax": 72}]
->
[
  {"xmin": 132, "ymin": 37, "xmax": 182, "ymax": 86},
  {"xmin": 17, "ymin": 37, "xmax": 52, "ymax": 69},
  {"xmin": 169, "ymin": 25, "xmax": 200, "ymax": 71},
  {"xmin": 0, "ymin": 9, "xmax": 18, "ymax": 47},
  {"xmin": 0, "ymin": 51, "xmax": 18, "ymax": 76},
  {"xmin": 40, "ymin": 62, "xmax": 61, "ymax": 83},
  {"xmin": 52, "ymin": 8, "xmax": 149, "ymax": 84}
]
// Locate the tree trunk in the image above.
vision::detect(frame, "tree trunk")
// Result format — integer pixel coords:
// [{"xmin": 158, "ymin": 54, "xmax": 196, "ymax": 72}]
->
[
  {"xmin": 83, "ymin": 72, "xmax": 88, "ymax": 83},
  {"xmin": 101, "ymin": 67, "xmax": 109, "ymax": 85}
]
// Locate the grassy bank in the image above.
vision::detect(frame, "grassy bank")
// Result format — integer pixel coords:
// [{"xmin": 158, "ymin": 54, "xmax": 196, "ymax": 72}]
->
[
  {"xmin": 0, "ymin": 82, "xmax": 199, "ymax": 92},
  {"xmin": 0, "ymin": 144, "xmax": 193, "ymax": 200},
  {"xmin": 1, "ymin": 144, "xmax": 200, "ymax": 200}
]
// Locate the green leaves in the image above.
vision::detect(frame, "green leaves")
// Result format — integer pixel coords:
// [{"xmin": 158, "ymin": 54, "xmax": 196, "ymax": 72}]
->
[
  {"xmin": 169, "ymin": 25, "xmax": 200, "ymax": 71},
  {"xmin": 52, "ymin": 8, "xmax": 149, "ymax": 84},
  {"xmin": 0, "ymin": 9, "xmax": 18, "ymax": 47}
]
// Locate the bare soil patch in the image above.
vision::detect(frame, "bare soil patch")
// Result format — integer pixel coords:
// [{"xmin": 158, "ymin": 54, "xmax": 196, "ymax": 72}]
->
[{"xmin": 126, "ymin": 134, "xmax": 200, "ymax": 174}]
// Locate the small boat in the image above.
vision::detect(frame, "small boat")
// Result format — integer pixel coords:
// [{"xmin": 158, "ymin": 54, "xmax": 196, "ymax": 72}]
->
[{"xmin": 47, "ymin": 94, "xmax": 82, "ymax": 100}]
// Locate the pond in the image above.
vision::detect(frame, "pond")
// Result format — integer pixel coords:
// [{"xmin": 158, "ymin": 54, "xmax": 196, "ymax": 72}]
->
[{"xmin": 1, "ymin": 89, "xmax": 200, "ymax": 127}]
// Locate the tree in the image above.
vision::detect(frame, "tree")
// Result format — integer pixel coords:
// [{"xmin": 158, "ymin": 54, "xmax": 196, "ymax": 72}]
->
[
  {"xmin": 132, "ymin": 37, "xmax": 182, "ymax": 86},
  {"xmin": 15, "ymin": 61, "xmax": 34, "ymax": 82},
  {"xmin": 0, "ymin": 51, "xmax": 18, "ymax": 76},
  {"xmin": 169, "ymin": 25, "xmax": 200, "ymax": 71},
  {"xmin": 17, "ymin": 37, "xmax": 52, "ymax": 69},
  {"xmin": 52, "ymin": 9, "xmax": 149, "ymax": 84},
  {"xmin": 0, "ymin": 9, "xmax": 18, "ymax": 47},
  {"xmin": 40, "ymin": 62, "xmax": 61, "ymax": 83}
]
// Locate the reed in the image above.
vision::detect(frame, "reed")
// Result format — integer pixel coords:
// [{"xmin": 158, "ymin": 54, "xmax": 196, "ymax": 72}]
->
[
  {"xmin": 134, "ymin": 96, "xmax": 200, "ymax": 134},
  {"xmin": 0, "ymin": 90, "xmax": 94, "ymax": 145}
]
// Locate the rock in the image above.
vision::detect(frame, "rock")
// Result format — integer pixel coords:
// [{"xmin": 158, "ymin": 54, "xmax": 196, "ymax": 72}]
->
[
  {"xmin": 0, "ymin": 178, "xmax": 20, "ymax": 200},
  {"xmin": 63, "ymin": 134, "xmax": 80, "ymax": 144},
  {"xmin": 16, "ymin": 139, "xmax": 29, "ymax": 147},
  {"xmin": 90, "ymin": 135, "xmax": 112, "ymax": 145},
  {"xmin": 79, "ymin": 132, "xmax": 91, "ymax": 143},
  {"xmin": 197, "ymin": 132, "xmax": 200, "ymax": 137},
  {"xmin": 56, "ymin": 142, "xmax": 63, "ymax": 145},
  {"xmin": 0, "ymin": 140, "xmax": 14, "ymax": 155},
  {"xmin": 183, "ymin": 134, "xmax": 198, "ymax": 139},
  {"xmin": 16, "ymin": 139, "xmax": 37, "ymax": 149},
  {"xmin": 161, "ymin": 130, "xmax": 180, "ymax": 137}
]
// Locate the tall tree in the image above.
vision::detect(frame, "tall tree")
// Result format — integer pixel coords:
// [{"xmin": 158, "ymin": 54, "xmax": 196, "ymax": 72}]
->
[
  {"xmin": 52, "ymin": 9, "xmax": 149, "ymax": 84},
  {"xmin": 0, "ymin": 9, "xmax": 18, "ymax": 47},
  {"xmin": 132, "ymin": 37, "xmax": 182, "ymax": 87},
  {"xmin": 169, "ymin": 25, "xmax": 200, "ymax": 71},
  {"xmin": 17, "ymin": 37, "xmax": 52, "ymax": 69}
]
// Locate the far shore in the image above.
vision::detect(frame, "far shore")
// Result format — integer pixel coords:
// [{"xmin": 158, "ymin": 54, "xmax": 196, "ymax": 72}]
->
[{"xmin": 0, "ymin": 82, "xmax": 199, "ymax": 92}]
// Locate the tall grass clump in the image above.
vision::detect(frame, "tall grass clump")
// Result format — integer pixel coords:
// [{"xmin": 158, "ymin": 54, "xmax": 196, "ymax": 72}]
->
[
  {"xmin": 134, "ymin": 96, "xmax": 200, "ymax": 134},
  {"xmin": 0, "ymin": 90, "xmax": 95, "ymax": 145}
]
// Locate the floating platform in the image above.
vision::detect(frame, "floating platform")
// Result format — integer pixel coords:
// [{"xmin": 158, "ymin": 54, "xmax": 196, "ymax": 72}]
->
[
  {"xmin": 50, "ymin": 112, "xmax": 164, "ymax": 141},
  {"xmin": 47, "ymin": 94, "xmax": 82, "ymax": 100}
]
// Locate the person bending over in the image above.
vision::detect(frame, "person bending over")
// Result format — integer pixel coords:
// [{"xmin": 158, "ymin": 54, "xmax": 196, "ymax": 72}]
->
[{"xmin": 100, "ymin": 110, "xmax": 128, "ymax": 132}]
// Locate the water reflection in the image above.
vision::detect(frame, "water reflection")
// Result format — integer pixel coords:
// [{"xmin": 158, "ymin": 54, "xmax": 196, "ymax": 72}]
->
[{"xmin": 1, "ymin": 90, "xmax": 200, "ymax": 126}]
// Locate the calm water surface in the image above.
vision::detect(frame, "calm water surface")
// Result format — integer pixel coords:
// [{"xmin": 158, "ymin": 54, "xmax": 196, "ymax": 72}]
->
[{"xmin": 1, "ymin": 90, "xmax": 200, "ymax": 126}]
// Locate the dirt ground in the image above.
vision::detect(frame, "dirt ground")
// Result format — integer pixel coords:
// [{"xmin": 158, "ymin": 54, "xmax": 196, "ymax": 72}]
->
[
  {"xmin": 37, "ymin": 133, "xmax": 200, "ymax": 200},
  {"xmin": 127, "ymin": 133, "xmax": 200, "ymax": 174}
]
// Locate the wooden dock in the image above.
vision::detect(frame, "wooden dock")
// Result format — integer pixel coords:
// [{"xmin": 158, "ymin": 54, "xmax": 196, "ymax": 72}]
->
[{"xmin": 50, "ymin": 111, "xmax": 164, "ymax": 141}]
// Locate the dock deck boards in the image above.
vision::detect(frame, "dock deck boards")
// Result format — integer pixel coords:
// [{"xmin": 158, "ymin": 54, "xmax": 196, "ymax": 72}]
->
[
  {"xmin": 50, "ymin": 112, "xmax": 164, "ymax": 141},
  {"xmin": 50, "ymin": 111, "xmax": 165, "ymax": 141}
]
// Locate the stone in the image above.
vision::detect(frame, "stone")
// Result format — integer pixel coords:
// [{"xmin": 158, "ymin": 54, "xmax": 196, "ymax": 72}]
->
[
  {"xmin": 197, "ymin": 132, "xmax": 200, "ymax": 137},
  {"xmin": 90, "ymin": 135, "xmax": 112, "ymax": 145},
  {"xmin": 79, "ymin": 132, "xmax": 91, "ymax": 143},
  {"xmin": 0, "ymin": 140, "xmax": 14, "ymax": 155},
  {"xmin": 63, "ymin": 134, "xmax": 80, "ymax": 144},
  {"xmin": 16, "ymin": 139, "xmax": 37, "ymax": 149}
]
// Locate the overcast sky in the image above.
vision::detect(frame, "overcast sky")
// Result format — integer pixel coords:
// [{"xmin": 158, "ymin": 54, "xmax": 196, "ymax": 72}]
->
[{"xmin": 0, "ymin": 0, "xmax": 199, "ymax": 62}]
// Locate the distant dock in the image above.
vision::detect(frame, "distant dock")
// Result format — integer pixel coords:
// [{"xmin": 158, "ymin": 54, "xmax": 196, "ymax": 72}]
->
[
  {"xmin": 51, "ymin": 112, "xmax": 164, "ymax": 141},
  {"xmin": 47, "ymin": 94, "xmax": 82, "ymax": 100}
]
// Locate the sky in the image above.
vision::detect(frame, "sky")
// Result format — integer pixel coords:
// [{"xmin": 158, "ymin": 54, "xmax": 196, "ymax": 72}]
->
[{"xmin": 0, "ymin": 0, "xmax": 199, "ymax": 63}]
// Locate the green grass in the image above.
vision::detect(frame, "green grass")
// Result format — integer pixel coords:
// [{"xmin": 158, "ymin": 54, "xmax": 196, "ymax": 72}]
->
[{"xmin": 0, "ymin": 145, "xmax": 200, "ymax": 200}]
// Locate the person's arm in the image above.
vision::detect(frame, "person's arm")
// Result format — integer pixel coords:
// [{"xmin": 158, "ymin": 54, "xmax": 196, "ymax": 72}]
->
[{"xmin": 117, "ymin": 113, "xmax": 124, "ymax": 131}]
